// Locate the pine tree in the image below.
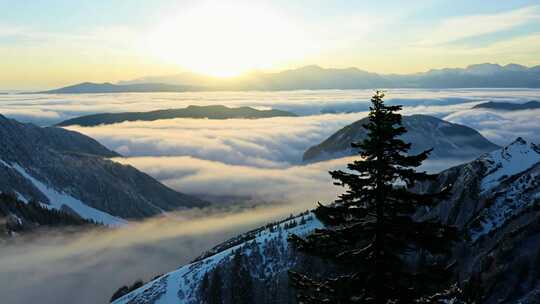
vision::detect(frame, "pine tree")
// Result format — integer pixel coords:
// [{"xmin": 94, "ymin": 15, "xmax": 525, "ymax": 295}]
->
[
  {"xmin": 289, "ymin": 91, "xmax": 458, "ymax": 303},
  {"xmin": 229, "ymin": 252, "xmax": 254, "ymax": 304},
  {"xmin": 208, "ymin": 267, "xmax": 223, "ymax": 304},
  {"xmin": 200, "ymin": 272, "xmax": 210, "ymax": 303}
]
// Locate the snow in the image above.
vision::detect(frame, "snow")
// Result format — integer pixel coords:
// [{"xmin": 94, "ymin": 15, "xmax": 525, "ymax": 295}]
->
[
  {"xmin": 11, "ymin": 213, "xmax": 23, "ymax": 226},
  {"xmin": 471, "ymin": 170, "xmax": 539, "ymax": 241},
  {"xmin": 113, "ymin": 214, "xmax": 322, "ymax": 304},
  {"xmin": 469, "ymin": 138, "xmax": 540, "ymax": 241},
  {"xmin": 0, "ymin": 159, "xmax": 11, "ymax": 168},
  {"xmin": 0, "ymin": 159, "xmax": 126, "ymax": 227},
  {"xmin": 14, "ymin": 191, "xmax": 28, "ymax": 203},
  {"xmin": 480, "ymin": 138, "xmax": 540, "ymax": 193}
]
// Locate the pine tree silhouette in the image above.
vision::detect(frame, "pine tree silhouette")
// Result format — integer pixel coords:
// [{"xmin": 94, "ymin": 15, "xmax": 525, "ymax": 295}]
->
[
  {"xmin": 229, "ymin": 252, "xmax": 254, "ymax": 304},
  {"xmin": 289, "ymin": 91, "xmax": 458, "ymax": 303},
  {"xmin": 208, "ymin": 267, "xmax": 223, "ymax": 304}
]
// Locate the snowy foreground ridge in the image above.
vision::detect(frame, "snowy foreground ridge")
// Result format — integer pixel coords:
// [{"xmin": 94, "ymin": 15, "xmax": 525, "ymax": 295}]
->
[
  {"xmin": 113, "ymin": 214, "xmax": 322, "ymax": 304},
  {"xmin": 0, "ymin": 159, "xmax": 125, "ymax": 226},
  {"xmin": 114, "ymin": 138, "xmax": 540, "ymax": 304}
]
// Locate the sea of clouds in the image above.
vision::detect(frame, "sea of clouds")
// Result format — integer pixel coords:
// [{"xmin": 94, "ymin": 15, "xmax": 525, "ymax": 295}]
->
[{"xmin": 1, "ymin": 88, "xmax": 539, "ymax": 304}]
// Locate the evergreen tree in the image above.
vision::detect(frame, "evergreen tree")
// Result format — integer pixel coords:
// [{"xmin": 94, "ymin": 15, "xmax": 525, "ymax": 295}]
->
[
  {"xmin": 208, "ymin": 267, "xmax": 223, "ymax": 304},
  {"xmin": 110, "ymin": 286, "xmax": 129, "ymax": 302},
  {"xmin": 200, "ymin": 272, "xmax": 210, "ymax": 304},
  {"xmin": 229, "ymin": 252, "xmax": 254, "ymax": 304},
  {"xmin": 289, "ymin": 91, "xmax": 458, "ymax": 303}
]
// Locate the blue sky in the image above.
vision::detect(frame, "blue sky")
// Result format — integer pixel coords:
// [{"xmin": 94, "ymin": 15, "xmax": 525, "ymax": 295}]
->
[{"xmin": 1, "ymin": 0, "xmax": 540, "ymax": 89}]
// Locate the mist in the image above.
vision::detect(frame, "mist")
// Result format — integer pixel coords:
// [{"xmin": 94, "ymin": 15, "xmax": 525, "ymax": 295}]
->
[{"xmin": 0, "ymin": 203, "xmax": 317, "ymax": 304}]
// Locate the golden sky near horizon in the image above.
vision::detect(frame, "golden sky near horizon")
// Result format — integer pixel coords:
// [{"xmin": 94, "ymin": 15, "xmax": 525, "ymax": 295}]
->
[{"xmin": 1, "ymin": 1, "xmax": 540, "ymax": 90}]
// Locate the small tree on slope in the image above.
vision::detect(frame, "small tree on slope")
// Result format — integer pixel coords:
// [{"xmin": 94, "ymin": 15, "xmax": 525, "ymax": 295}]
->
[{"xmin": 289, "ymin": 91, "xmax": 458, "ymax": 304}]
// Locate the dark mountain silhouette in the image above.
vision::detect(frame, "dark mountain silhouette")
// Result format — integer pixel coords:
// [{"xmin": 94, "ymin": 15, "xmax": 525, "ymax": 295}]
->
[
  {"xmin": 472, "ymin": 100, "xmax": 540, "ymax": 111},
  {"xmin": 303, "ymin": 114, "xmax": 499, "ymax": 162},
  {"xmin": 0, "ymin": 115, "xmax": 208, "ymax": 223},
  {"xmin": 34, "ymin": 82, "xmax": 205, "ymax": 94},
  {"xmin": 56, "ymin": 105, "xmax": 297, "ymax": 127}
]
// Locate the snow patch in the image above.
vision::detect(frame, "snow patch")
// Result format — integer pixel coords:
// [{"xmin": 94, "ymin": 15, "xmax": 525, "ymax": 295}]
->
[
  {"xmin": 480, "ymin": 138, "xmax": 540, "ymax": 193},
  {"xmin": 14, "ymin": 191, "xmax": 28, "ymax": 203},
  {"xmin": 1, "ymin": 159, "xmax": 126, "ymax": 226}
]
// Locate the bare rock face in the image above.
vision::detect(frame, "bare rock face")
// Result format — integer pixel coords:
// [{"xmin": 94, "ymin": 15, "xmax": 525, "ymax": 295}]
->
[
  {"xmin": 0, "ymin": 115, "xmax": 208, "ymax": 224},
  {"xmin": 114, "ymin": 138, "xmax": 540, "ymax": 304},
  {"xmin": 303, "ymin": 114, "xmax": 499, "ymax": 163}
]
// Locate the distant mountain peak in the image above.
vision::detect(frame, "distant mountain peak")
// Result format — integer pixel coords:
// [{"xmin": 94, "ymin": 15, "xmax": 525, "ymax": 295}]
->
[
  {"xmin": 297, "ymin": 64, "xmax": 324, "ymax": 71},
  {"xmin": 464, "ymin": 63, "xmax": 504, "ymax": 75},
  {"xmin": 466, "ymin": 62, "xmax": 502, "ymax": 69},
  {"xmin": 303, "ymin": 114, "xmax": 499, "ymax": 162},
  {"xmin": 503, "ymin": 63, "xmax": 528, "ymax": 71},
  {"xmin": 472, "ymin": 100, "xmax": 540, "ymax": 111}
]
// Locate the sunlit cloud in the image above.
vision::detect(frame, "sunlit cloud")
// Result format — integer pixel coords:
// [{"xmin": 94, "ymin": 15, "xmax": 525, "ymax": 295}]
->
[
  {"xmin": 3, "ymin": 89, "xmax": 540, "ymax": 124},
  {"xmin": 0, "ymin": 204, "xmax": 314, "ymax": 304},
  {"xmin": 114, "ymin": 155, "xmax": 346, "ymax": 203},
  {"xmin": 65, "ymin": 114, "xmax": 363, "ymax": 167},
  {"xmin": 0, "ymin": 24, "xmax": 25, "ymax": 37},
  {"xmin": 444, "ymin": 108, "xmax": 540, "ymax": 145}
]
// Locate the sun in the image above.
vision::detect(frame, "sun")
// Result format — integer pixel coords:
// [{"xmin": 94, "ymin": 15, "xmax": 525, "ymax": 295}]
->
[{"xmin": 144, "ymin": 2, "xmax": 306, "ymax": 77}]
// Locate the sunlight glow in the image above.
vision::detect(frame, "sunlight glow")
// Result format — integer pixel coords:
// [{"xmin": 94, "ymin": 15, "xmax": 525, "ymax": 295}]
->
[{"xmin": 144, "ymin": 3, "xmax": 309, "ymax": 77}]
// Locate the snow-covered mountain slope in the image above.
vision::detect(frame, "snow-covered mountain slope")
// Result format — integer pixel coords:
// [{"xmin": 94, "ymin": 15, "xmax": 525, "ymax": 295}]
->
[
  {"xmin": 0, "ymin": 114, "xmax": 208, "ymax": 224},
  {"xmin": 480, "ymin": 137, "xmax": 540, "ymax": 193},
  {"xmin": 419, "ymin": 137, "xmax": 540, "ymax": 233},
  {"xmin": 416, "ymin": 137, "xmax": 540, "ymax": 303},
  {"xmin": 303, "ymin": 114, "xmax": 499, "ymax": 162},
  {"xmin": 113, "ymin": 213, "xmax": 323, "ymax": 304},
  {"xmin": 116, "ymin": 138, "xmax": 539, "ymax": 304},
  {"xmin": 0, "ymin": 160, "xmax": 125, "ymax": 226},
  {"xmin": 0, "ymin": 192, "xmax": 94, "ymax": 236}
]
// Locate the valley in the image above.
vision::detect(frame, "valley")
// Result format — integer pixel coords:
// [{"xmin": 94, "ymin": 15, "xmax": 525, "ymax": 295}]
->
[{"xmin": 1, "ymin": 88, "xmax": 539, "ymax": 303}]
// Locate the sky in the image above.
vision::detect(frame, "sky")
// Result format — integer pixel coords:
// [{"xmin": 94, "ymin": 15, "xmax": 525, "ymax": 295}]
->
[{"xmin": 1, "ymin": 0, "xmax": 540, "ymax": 89}]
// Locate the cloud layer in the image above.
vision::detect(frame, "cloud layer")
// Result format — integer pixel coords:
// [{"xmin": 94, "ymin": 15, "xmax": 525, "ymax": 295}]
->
[
  {"xmin": 66, "ymin": 114, "xmax": 362, "ymax": 166},
  {"xmin": 0, "ymin": 205, "xmax": 311, "ymax": 304},
  {"xmin": 2, "ymin": 88, "xmax": 539, "ymax": 125}
]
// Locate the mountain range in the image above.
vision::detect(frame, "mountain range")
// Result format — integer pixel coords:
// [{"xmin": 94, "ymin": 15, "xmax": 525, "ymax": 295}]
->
[
  {"xmin": 472, "ymin": 100, "xmax": 540, "ymax": 111},
  {"xmin": 56, "ymin": 105, "xmax": 296, "ymax": 127},
  {"xmin": 36, "ymin": 63, "xmax": 540, "ymax": 94},
  {"xmin": 112, "ymin": 138, "xmax": 540, "ymax": 304},
  {"xmin": 303, "ymin": 114, "xmax": 500, "ymax": 162},
  {"xmin": 34, "ymin": 82, "xmax": 204, "ymax": 94},
  {"xmin": 0, "ymin": 115, "xmax": 208, "ymax": 225}
]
